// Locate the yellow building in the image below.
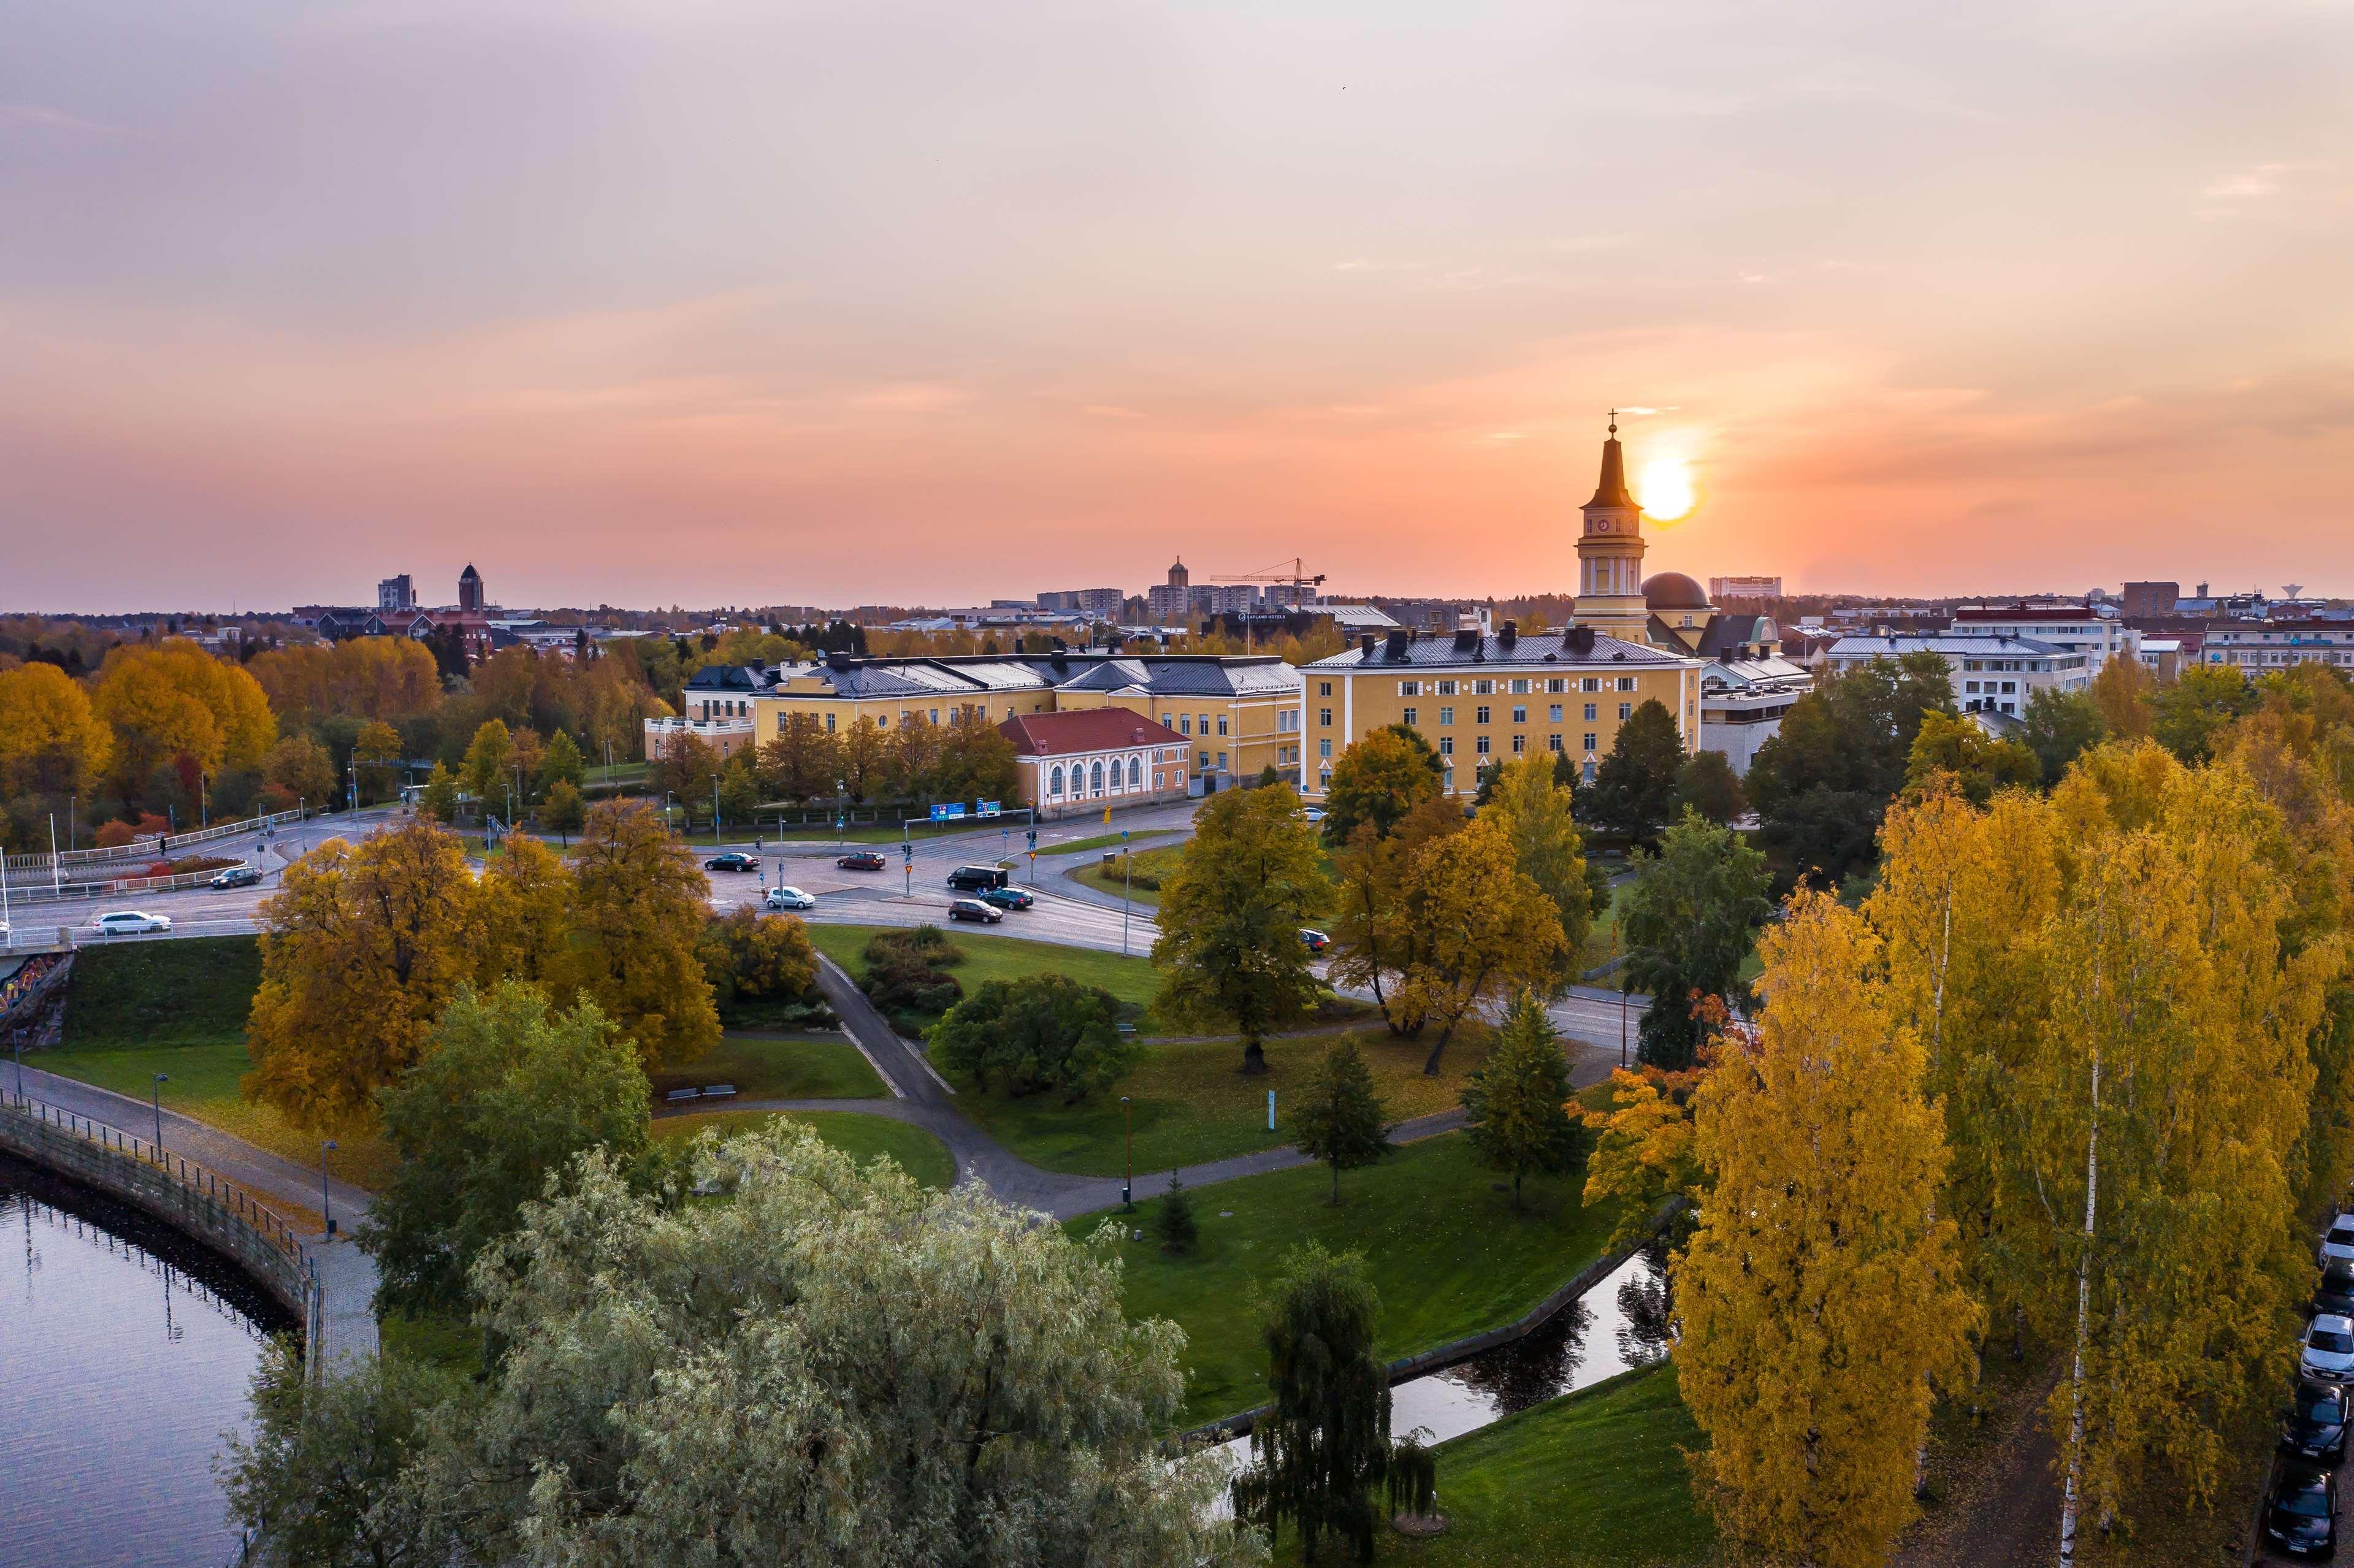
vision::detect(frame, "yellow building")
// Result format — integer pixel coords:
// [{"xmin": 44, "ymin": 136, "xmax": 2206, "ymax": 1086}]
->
[
  {"xmin": 1300, "ymin": 622, "xmax": 1702, "ymax": 798},
  {"xmin": 682, "ymin": 648, "xmax": 1305, "ymax": 793}
]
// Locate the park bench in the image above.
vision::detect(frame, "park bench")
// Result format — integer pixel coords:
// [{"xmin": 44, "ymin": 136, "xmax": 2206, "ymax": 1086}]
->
[
  {"xmin": 665, "ymin": 1088, "xmax": 701, "ymax": 1104},
  {"xmin": 701, "ymin": 1084, "xmax": 738, "ymax": 1100}
]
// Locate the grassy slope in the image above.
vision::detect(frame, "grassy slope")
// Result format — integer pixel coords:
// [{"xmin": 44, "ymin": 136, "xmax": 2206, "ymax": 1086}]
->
[
  {"xmin": 647, "ymin": 1033, "xmax": 884, "ymax": 1100},
  {"xmin": 807, "ymin": 922, "xmax": 1163, "ymax": 1015},
  {"xmin": 1377, "ymin": 1363, "xmax": 1718, "ymax": 1566},
  {"xmin": 1067, "ymin": 841, "xmax": 1187, "ymax": 907},
  {"xmin": 1069, "ymin": 1130, "xmax": 1613, "ymax": 1424},
  {"xmin": 966, "ymin": 1023, "xmax": 1478, "ymax": 1176},
  {"xmin": 48, "ymin": 937, "xmax": 402, "ymax": 1190},
  {"xmin": 653, "ymin": 1107, "xmax": 957, "ymax": 1190}
]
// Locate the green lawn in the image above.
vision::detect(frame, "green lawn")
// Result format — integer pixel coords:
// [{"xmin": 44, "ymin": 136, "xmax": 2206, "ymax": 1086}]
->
[
  {"xmin": 961, "ymin": 1023, "xmax": 1478, "ymax": 1177},
  {"xmin": 648, "ymin": 1033, "xmax": 884, "ymax": 1101},
  {"xmin": 1070, "ymin": 1131, "xmax": 1617, "ymax": 1425},
  {"xmin": 1039, "ymin": 828, "xmax": 1175, "ymax": 859},
  {"xmin": 807, "ymin": 922, "xmax": 1163, "ymax": 1025},
  {"xmin": 63, "ymin": 936, "xmax": 261, "ymax": 1047},
  {"xmin": 1067, "ymin": 841, "xmax": 1186, "ymax": 907},
  {"xmin": 653, "ymin": 1108, "xmax": 956, "ymax": 1190},
  {"xmin": 34, "ymin": 1039, "xmax": 402, "ymax": 1193},
  {"xmin": 1375, "ymin": 1363, "xmax": 1716, "ymax": 1566}
]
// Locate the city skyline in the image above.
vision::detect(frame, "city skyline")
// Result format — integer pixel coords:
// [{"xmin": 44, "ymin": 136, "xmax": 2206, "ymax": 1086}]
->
[{"xmin": 6, "ymin": 0, "xmax": 2352, "ymax": 612}]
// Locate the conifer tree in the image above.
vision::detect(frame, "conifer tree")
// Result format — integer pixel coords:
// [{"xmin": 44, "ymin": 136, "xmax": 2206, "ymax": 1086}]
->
[
  {"xmin": 1461, "ymin": 992, "xmax": 1581, "ymax": 1209},
  {"xmin": 1288, "ymin": 1039, "xmax": 1390, "ymax": 1205}
]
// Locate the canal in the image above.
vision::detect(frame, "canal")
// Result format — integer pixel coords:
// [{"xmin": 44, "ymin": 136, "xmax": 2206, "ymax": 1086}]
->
[{"xmin": 0, "ymin": 1150, "xmax": 293, "ymax": 1568}]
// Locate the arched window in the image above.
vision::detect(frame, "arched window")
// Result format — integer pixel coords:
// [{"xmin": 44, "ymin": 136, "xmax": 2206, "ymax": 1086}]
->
[
  {"xmin": 1129, "ymin": 757, "xmax": 1142, "ymax": 787},
  {"xmin": 1091, "ymin": 760, "xmax": 1105, "ymax": 794},
  {"xmin": 1049, "ymin": 765, "xmax": 1064, "ymax": 797}
]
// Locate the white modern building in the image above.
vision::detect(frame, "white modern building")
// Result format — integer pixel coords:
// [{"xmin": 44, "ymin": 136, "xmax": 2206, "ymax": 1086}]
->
[
  {"xmin": 2198, "ymin": 623, "xmax": 2354, "ymax": 674},
  {"xmin": 1824, "ymin": 633, "xmax": 2089, "ymax": 718},
  {"xmin": 1946, "ymin": 602, "xmax": 2139, "ymax": 675}
]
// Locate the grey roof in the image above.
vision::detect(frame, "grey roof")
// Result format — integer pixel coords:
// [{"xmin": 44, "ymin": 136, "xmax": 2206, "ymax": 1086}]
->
[
  {"xmin": 1827, "ymin": 634, "xmax": 2066, "ymax": 658},
  {"xmin": 768, "ymin": 652, "xmax": 1300, "ymax": 702},
  {"xmin": 1315, "ymin": 603, "xmax": 1402, "ymax": 630},
  {"xmin": 1306, "ymin": 628, "xmax": 1695, "ymax": 670},
  {"xmin": 685, "ymin": 664, "xmax": 771, "ymax": 693}
]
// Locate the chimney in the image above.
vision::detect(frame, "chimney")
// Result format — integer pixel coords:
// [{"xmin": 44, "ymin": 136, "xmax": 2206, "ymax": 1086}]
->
[
  {"xmin": 1499, "ymin": 619, "xmax": 1517, "ymax": 649},
  {"xmin": 1360, "ymin": 632, "xmax": 1378, "ymax": 660},
  {"xmin": 1384, "ymin": 627, "xmax": 1408, "ymax": 659},
  {"xmin": 825, "ymin": 649, "xmax": 853, "ymax": 672},
  {"xmin": 1566, "ymin": 626, "xmax": 1596, "ymax": 655},
  {"xmin": 1453, "ymin": 627, "xmax": 1479, "ymax": 654}
]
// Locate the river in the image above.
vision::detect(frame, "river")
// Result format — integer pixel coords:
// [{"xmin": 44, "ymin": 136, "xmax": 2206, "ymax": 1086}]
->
[{"xmin": 0, "ymin": 1152, "xmax": 292, "ymax": 1568}]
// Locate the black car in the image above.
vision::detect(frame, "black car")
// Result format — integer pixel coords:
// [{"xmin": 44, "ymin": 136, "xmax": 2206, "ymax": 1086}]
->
[
  {"xmin": 947, "ymin": 897, "xmax": 1004, "ymax": 924},
  {"xmin": 2320, "ymin": 1261, "xmax": 2354, "ymax": 1320},
  {"xmin": 946, "ymin": 865, "xmax": 1010, "ymax": 892},
  {"xmin": 977, "ymin": 885, "xmax": 1033, "ymax": 911},
  {"xmin": 2267, "ymin": 1463, "xmax": 2339, "ymax": 1557},
  {"xmin": 837, "ymin": 850, "xmax": 887, "ymax": 871},
  {"xmin": 2286, "ymin": 1377, "xmax": 2352, "ymax": 1464},
  {"xmin": 210, "ymin": 864, "xmax": 261, "ymax": 889},
  {"xmin": 703, "ymin": 852, "xmax": 759, "ymax": 873}
]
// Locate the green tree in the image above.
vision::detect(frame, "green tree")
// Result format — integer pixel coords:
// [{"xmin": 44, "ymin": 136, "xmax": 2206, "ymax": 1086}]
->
[
  {"xmin": 264, "ymin": 733, "xmax": 338, "ymax": 812},
  {"xmin": 929, "ymin": 973, "xmax": 1140, "ymax": 1101},
  {"xmin": 1152, "ymin": 781, "xmax": 1334, "ymax": 1074},
  {"xmin": 416, "ymin": 760, "xmax": 459, "ymax": 824},
  {"xmin": 216, "ymin": 1339, "xmax": 456, "ymax": 1568},
  {"xmin": 1581, "ymin": 698, "xmax": 1685, "ymax": 844},
  {"xmin": 1319, "ymin": 724, "xmax": 1442, "ymax": 843},
  {"xmin": 698, "ymin": 906, "xmax": 820, "ymax": 1009},
  {"xmin": 1287, "ymin": 1038, "xmax": 1391, "ymax": 1204},
  {"xmin": 1620, "ymin": 810, "xmax": 1772, "ymax": 1070},
  {"xmin": 538, "ymin": 777, "xmax": 586, "ymax": 843},
  {"xmin": 394, "ymin": 1126, "xmax": 1252, "ymax": 1566},
  {"xmin": 362, "ymin": 983, "xmax": 651, "ymax": 1310},
  {"xmin": 1903, "ymin": 709, "xmax": 2041, "ymax": 806},
  {"xmin": 1748, "ymin": 654, "xmax": 1954, "ymax": 882},
  {"xmin": 2152, "ymin": 662, "xmax": 2257, "ymax": 763},
  {"xmin": 1462, "ymin": 992, "xmax": 1582, "ymax": 1209},
  {"xmin": 1672, "ymin": 748, "xmax": 1746, "ymax": 825},
  {"xmin": 716, "ymin": 751, "xmax": 760, "ymax": 827},
  {"xmin": 1153, "ymin": 1170, "xmax": 1199, "ymax": 1254},
  {"xmin": 537, "ymin": 727, "xmax": 587, "ymax": 796},
  {"xmin": 458, "ymin": 718, "xmax": 513, "ymax": 807},
  {"xmin": 1231, "ymin": 1243, "xmax": 1393, "ymax": 1563},
  {"xmin": 1676, "ymin": 890, "xmax": 1978, "ymax": 1568},
  {"xmin": 1324, "ymin": 798, "xmax": 1462, "ymax": 1031},
  {"xmin": 2019, "ymin": 687, "xmax": 2106, "ymax": 784},
  {"xmin": 1257, "ymin": 762, "xmax": 1283, "ymax": 787}
]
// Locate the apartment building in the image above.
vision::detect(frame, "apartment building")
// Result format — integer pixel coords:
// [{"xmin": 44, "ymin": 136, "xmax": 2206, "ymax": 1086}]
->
[
  {"xmin": 1947, "ymin": 602, "xmax": 2138, "ymax": 673},
  {"xmin": 2198, "ymin": 622, "xmax": 2354, "ymax": 674},
  {"xmin": 1825, "ymin": 633, "xmax": 2088, "ymax": 717},
  {"xmin": 1301, "ymin": 623, "xmax": 1702, "ymax": 799}
]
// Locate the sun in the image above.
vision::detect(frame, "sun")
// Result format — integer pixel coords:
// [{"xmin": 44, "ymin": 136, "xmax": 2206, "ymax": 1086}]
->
[{"xmin": 1641, "ymin": 458, "xmax": 1695, "ymax": 521}]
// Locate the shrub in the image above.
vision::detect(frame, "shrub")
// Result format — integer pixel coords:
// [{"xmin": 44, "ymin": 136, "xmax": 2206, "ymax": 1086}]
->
[
  {"xmin": 94, "ymin": 819, "xmax": 139, "ymax": 848},
  {"xmin": 928, "ymin": 974, "xmax": 1138, "ymax": 1101},
  {"xmin": 861, "ymin": 925, "xmax": 966, "ymax": 1022},
  {"xmin": 1153, "ymin": 1172, "xmax": 1198, "ymax": 1255}
]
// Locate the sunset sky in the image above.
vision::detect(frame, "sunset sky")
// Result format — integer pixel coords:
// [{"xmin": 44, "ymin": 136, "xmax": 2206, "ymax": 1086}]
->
[{"xmin": 6, "ymin": 1, "xmax": 2351, "ymax": 613}]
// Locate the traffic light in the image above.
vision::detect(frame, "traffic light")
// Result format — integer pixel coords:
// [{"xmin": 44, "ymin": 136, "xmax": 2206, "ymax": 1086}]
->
[{"xmin": 1026, "ymin": 828, "xmax": 1037, "ymax": 849}]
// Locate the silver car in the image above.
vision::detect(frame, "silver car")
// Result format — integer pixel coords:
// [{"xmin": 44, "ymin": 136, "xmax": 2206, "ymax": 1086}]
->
[
  {"xmin": 91, "ymin": 910, "xmax": 172, "ymax": 935},
  {"xmin": 764, "ymin": 885, "xmax": 816, "ymax": 911},
  {"xmin": 2302, "ymin": 1314, "xmax": 2354, "ymax": 1381},
  {"xmin": 2323, "ymin": 1215, "xmax": 2354, "ymax": 1270}
]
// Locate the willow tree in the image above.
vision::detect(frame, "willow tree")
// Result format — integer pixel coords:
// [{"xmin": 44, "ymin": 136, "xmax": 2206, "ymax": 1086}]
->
[{"xmin": 1675, "ymin": 890, "xmax": 1977, "ymax": 1568}]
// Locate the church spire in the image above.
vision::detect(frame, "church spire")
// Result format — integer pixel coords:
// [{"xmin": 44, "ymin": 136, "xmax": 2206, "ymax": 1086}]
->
[{"xmin": 1586, "ymin": 410, "xmax": 1638, "ymax": 511}]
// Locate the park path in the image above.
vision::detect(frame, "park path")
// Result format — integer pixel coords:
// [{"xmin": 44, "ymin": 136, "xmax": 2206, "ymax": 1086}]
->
[{"xmin": 8, "ymin": 1059, "xmax": 380, "ymax": 1361}]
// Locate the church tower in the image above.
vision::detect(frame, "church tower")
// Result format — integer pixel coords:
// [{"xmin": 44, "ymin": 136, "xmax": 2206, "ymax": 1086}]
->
[{"xmin": 1573, "ymin": 414, "xmax": 1648, "ymax": 640}]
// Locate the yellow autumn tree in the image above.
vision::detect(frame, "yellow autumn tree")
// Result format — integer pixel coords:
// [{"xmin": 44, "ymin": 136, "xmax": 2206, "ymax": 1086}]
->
[
  {"xmin": 244, "ymin": 818, "xmax": 485, "ymax": 1131},
  {"xmin": 1388, "ymin": 816, "xmax": 1567, "ymax": 1074},
  {"xmin": 1675, "ymin": 889, "xmax": 1978, "ymax": 1568},
  {"xmin": 91, "ymin": 640, "xmax": 275, "ymax": 802},
  {"xmin": 565, "ymin": 798, "xmax": 720, "ymax": 1069},
  {"xmin": 0, "ymin": 660, "xmax": 112, "ymax": 800},
  {"xmin": 472, "ymin": 832, "xmax": 579, "ymax": 991}
]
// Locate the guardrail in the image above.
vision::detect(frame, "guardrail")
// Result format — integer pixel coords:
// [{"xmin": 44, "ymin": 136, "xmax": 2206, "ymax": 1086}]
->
[
  {"xmin": 0, "ymin": 1089, "xmax": 319, "ymax": 1352},
  {"xmin": 2, "ymin": 808, "xmax": 304, "ymax": 876},
  {"xmin": 4, "ymin": 859, "xmax": 255, "ymax": 906}
]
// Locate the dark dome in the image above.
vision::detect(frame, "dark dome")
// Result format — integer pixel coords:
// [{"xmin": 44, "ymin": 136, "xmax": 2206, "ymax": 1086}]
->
[{"xmin": 1643, "ymin": 572, "xmax": 1711, "ymax": 611}]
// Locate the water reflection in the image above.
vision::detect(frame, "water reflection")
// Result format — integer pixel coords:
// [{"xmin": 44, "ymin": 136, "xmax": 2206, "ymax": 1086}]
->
[{"xmin": 0, "ymin": 1152, "xmax": 292, "ymax": 1568}]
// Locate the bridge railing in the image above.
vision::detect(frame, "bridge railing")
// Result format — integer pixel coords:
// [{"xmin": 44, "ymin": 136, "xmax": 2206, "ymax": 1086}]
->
[{"xmin": 2, "ymin": 808, "xmax": 307, "ymax": 876}]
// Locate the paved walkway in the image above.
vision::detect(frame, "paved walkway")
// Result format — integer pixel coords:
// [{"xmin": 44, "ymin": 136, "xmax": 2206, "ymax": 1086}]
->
[{"xmin": 10, "ymin": 1059, "xmax": 380, "ymax": 1361}]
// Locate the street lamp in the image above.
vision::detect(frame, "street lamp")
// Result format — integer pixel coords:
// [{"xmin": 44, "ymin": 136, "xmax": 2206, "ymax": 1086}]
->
[
  {"xmin": 151, "ymin": 1072, "xmax": 169, "ymax": 1152},
  {"xmin": 321, "ymin": 1139, "xmax": 339, "ymax": 1235},
  {"xmin": 712, "ymin": 774, "xmax": 722, "ymax": 841},
  {"xmin": 1120, "ymin": 830, "xmax": 1133, "ymax": 956},
  {"xmin": 836, "ymin": 778, "xmax": 846, "ymax": 851},
  {"xmin": 1121, "ymin": 1095, "xmax": 1133, "ymax": 1211}
]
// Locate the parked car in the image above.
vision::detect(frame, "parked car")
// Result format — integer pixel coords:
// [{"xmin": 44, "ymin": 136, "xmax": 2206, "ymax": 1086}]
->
[
  {"xmin": 1298, "ymin": 928, "xmax": 1330, "ymax": 954},
  {"xmin": 946, "ymin": 865, "xmax": 1010, "ymax": 892},
  {"xmin": 2266, "ymin": 1463, "xmax": 2339, "ymax": 1557},
  {"xmin": 2285, "ymin": 1377, "xmax": 2352, "ymax": 1464},
  {"xmin": 2320, "ymin": 1261, "xmax": 2354, "ymax": 1320},
  {"xmin": 977, "ymin": 886, "xmax": 1033, "ymax": 911},
  {"xmin": 1302, "ymin": 807, "xmax": 1328, "ymax": 823},
  {"xmin": 90, "ymin": 911, "xmax": 172, "ymax": 935},
  {"xmin": 704, "ymin": 852, "xmax": 760, "ymax": 873},
  {"xmin": 2303, "ymin": 1314, "xmax": 2354, "ymax": 1381},
  {"xmin": 2323, "ymin": 1214, "xmax": 2354, "ymax": 1269},
  {"xmin": 947, "ymin": 897, "xmax": 1004, "ymax": 924},
  {"xmin": 836, "ymin": 850, "xmax": 887, "ymax": 871},
  {"xmin": 764, "ymin": 885, "xmax": 816, "ymax": 911},
  {"xmin": 210, "ymin": 864, "xmax": 261, "ymax": 889}
]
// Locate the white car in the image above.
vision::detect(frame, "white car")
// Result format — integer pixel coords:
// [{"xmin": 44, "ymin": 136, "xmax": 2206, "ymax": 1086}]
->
[
  {"xmin": 2322, "ymin": 1215, "xmax": 2354, "ymax": 1270},
  {"xmin": 91, "ymin": 910, "xmax": 172, "ymax": 935},
  {"xmin": 2304, "ymin": 1314, "xmax": 2354, "ymax": 1381},
  {"xmin": 764, "ymin": 885, "xmax": 816, "ymax": 911},
  {"xmin": 1302, "ymin": 807, "xmax": 1328, "ymax": 823}
]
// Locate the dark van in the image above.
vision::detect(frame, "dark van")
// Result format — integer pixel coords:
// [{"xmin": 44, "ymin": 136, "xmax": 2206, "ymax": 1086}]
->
[{"xmin": 946, "ymin": 865, "xmax": 1010, "ymax": 892}]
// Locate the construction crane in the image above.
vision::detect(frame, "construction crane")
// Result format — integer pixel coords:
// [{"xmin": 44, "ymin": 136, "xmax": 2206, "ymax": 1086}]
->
[{"xmin": 1201, "ymin": 557, "xmax": 1327, "ymax": 651}]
